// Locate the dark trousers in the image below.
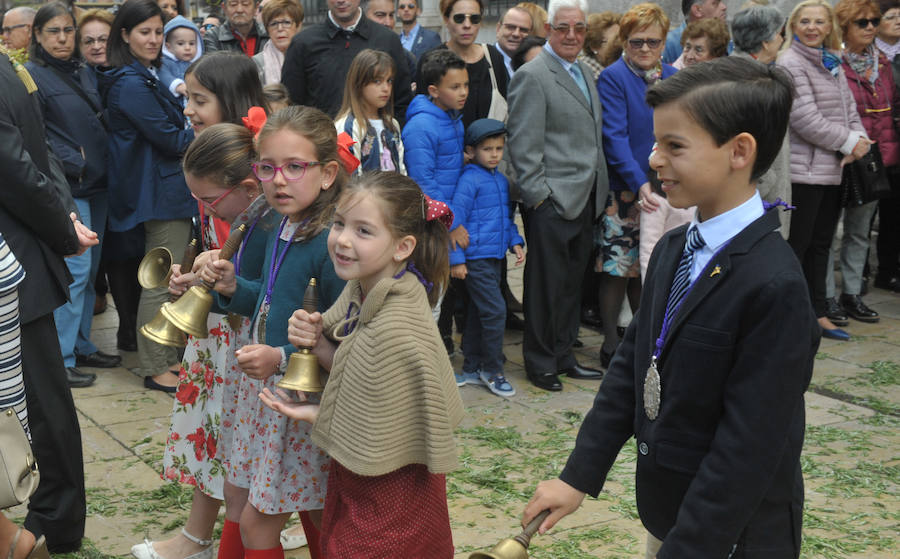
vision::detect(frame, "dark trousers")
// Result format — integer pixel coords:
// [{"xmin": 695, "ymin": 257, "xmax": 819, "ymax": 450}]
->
[
  {"xmin": 788, "ymin": 183, "xmax": 842, "ymax": 317},
  {"xmin": 462, "ymin": 258, "xmax": 505, "ymax": 375},
  {"xmin": 21, "ymin": 314, "xmax": 86, "ymax": 552},
  {"xmin": 522, "ymin": 202, "xmax": 592, "ymax": 373},
  {"xmin": 877, "ymin": 195, "xmax": 900, "ymax": 277}
]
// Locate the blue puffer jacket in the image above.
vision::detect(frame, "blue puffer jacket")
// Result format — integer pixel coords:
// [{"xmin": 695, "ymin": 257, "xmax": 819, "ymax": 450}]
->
[
  {"xmin": 449, "ymin": 163, "xmax": 524, "ymax": 266},
  {"xmin": 160, "ymin": 15, "xmax": 203, "ymax": 100},
  {"xmin": 402, "ymin": 94, "xmax": 464, "ymax": 226},
  {"xmin": 26, "ymin": 58, "xmax": 108, "ymax": 199},
  {"xmin": 98, "ymin": 61, "xmax": 195, "ymax": 232}
]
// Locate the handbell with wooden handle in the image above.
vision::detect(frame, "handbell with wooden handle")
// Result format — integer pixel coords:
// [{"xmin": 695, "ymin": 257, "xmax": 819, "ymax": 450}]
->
[
  {"xmin": 140, "ymin": 239, "xmax": 199, "ymax": 347},
  {"xmin": 277, "ymin": 278, "xmax": 323, "ymax": 392},
  {"xmin": 162, "ymin": 224, "xmax": 247, "ymax": 339},
  {"xmin": 468, "ymin": 510, "xmax": 550, "ymax": 559}
]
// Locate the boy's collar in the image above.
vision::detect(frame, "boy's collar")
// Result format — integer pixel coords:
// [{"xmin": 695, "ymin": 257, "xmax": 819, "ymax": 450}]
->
[{"xmin": 691, "ymin": 190, "xmax": 763, "ymax": 253}]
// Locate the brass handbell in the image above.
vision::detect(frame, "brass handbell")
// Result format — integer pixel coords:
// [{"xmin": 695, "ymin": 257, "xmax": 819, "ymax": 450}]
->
[
  {"xmin": 137, "ymin": 246, "xmax": 173, "ymax": 289},
  {"xmin": 278, "ymin": 278, "xmax": 323, "ymax": 392},
  {"xmin": 162, "ymin": 225, "xmax": 247, "ymax": 339},
  {"xmin": 140, "ymin": 239, "xmax": 199, "ymax": 347},
  {"xmin": 468, "ymin": 510, "xmax": 550, "ymax": 559}
]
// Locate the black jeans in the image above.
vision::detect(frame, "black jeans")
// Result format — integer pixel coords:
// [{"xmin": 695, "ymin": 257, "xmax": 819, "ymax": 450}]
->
[{"xmin": 788, "ymin": 183, "xmax": 842, "ymax": 317}]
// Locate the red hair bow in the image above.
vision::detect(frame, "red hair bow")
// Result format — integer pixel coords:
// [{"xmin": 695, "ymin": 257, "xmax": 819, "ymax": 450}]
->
[
  {"xmin": 336, "ymin": 132, "xmax": 361, "ymax": 174},
  {"xmin": 242, "ymin": 106, "xmax": 267, "ymax": 139},
  {"xmin": 423, "ymin": 194, "xmax": 454, "ymax": 230}
]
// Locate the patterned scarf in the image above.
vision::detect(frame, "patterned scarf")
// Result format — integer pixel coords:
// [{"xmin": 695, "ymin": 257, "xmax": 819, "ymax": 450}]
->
[
  {"xmin": 623, "ymin": 55, "xmax": 662, "ymax": 85},
  {"xmin": 844, "ymin": 45, "xmax": 879, "ymax": 86},
  {"xmin": 798, "ymin": 35, "xmax": 843, "ymax": 77}
]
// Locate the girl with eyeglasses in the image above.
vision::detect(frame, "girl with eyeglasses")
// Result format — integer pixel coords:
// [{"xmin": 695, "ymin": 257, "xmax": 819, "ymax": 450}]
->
[
  {"xmin": 595, "ymin": 2, "xmax": 676, "ymax": 369},
  {"xmin": 199, "ymin": 105, "xmax": 348, "ymax": 559}
]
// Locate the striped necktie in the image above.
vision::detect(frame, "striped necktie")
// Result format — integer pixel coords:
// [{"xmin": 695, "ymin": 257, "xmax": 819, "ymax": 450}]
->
[{"xmin": 666, "ymin": 226, "xmax": 706, "ymax": 319}]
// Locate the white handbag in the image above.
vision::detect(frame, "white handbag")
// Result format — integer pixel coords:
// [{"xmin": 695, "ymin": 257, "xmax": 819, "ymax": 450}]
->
[
  {"xmin": 0, "ymin": 408, "xmax": 38, "ymax": 509},
  {"xmin": 481, "ymin": 44, "xmax": 508, "ymax": 122}
]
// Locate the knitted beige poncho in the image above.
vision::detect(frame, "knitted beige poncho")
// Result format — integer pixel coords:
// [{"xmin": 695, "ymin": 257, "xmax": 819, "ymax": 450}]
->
[{"xmin": 312, "ymin": 272, "xmax": 464, "ymax": 477}]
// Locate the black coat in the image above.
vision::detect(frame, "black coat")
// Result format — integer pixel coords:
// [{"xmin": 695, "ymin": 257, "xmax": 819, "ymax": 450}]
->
[
  {"xmin": 0, "ymin": 54, "xmax": 80, "ymax": 324},
  {"xmin": 281, "ymin": 14, "xmax": 413, "ymax": 122},
  {"xmin": 560, "ymin": 209, "xmax": 820, "ymax": 558}
]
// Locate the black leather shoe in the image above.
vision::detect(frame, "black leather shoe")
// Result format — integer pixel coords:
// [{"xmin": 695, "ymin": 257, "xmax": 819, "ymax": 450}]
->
[
  {"xmin": 874, "ymin": 274, "xmax": 900, "ymax": 293},
  {"xmin": 824, "ymin": 297, "xmax": 849, "ymax": 326},
  {"xmin": 839, "ymin": 294, "xmax": 879, "ymax": 323},
  {"xmin": 561, "ymin": 363, "xmax": 604, "ymax": 380},
  {"xmin": 506, "ymin": 312, "xmax": 525, "ymax": 331},
  {"xmin": 66, "ymin": 367, "xmax": 96, "ymax": 388},
  {"xmin": 75, "ymin": 350, "xmax": 122, "ymax": 368},
  {"xmin": 528, "ymin": 372, "xmax": 562, "ymax": 391},
  {"xmin": 581, "ymin": 307, "xmax": 603, "ymax": 329},
  {"xmin": 143, "ymin": 375, "xmax": 177, "ymax": 393},
  {"xmin": 600, "ymin": 347, "xmax": 614, "ymax": 369}
]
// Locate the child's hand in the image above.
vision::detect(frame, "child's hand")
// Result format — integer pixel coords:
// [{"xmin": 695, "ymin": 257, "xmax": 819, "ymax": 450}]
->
[
  {"xmin": 236, "ymin": 344, "xmax": 282, "ymax": 380},
  {"xmin": 522, "ymin": 478, "xmax": 586, "ymax": 535},
  {"xmin": 191, "ymin": 249, "xmax": 220, "ymax": 274},
  {"xmin": 638, "ymin": 182, "xmax": 661, "ymax": 214},
  {"xmin": 175, "ymin": 83, "xmax": 187, "ymax": 97},
  {"xmin": 450, "ymin": 263, "xmax": 467, "ymax": 279},
  {"xmin": 168, "ymin": 264, "xmax": 194, "ymax": 297},
  {"xmin": 449, "ymin": 225, "xmax": 469, "ymax": 251},
  {"xmin": 259, "ymin": 387, "xmax": 320, "ymax": 423},
  {"xmin": 287, "ymin": 310, "xmax": 323, "ymax": 349},
  {"xmin": 513, "ymin": 245, "xmax": 525, "ymax": 266},
  {"xmin": 199, "ymin": 256, "xmax": 236, "ymax": 296}
]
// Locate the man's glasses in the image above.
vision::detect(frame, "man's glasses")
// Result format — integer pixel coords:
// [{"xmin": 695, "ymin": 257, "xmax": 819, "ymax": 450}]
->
[
  {"xmin": 398, "ymin": 4, "xmax": 416, "ymax": 9},
  {"xmin": 252, "ymin": 161, "xmax": 321, "ymax": 182},
  {"xmin": 628, "ymin": 38, "xmax": 663, "ymax": 49},
  {"xmin": 191, "ymin": 185, "xmax": 239, "ymax": 214},
  {"xmin": 81, "ymin": 35, "xmax": 108, "ymax": 46},
  {"xmin": 2, "ymin": 23, "xmax": 29, "ymax": 34},
  {"xmin": 853, "ymin": 17, "xmax": 881, "ymax": 28},
  {"xmin": 501, "ymin": 23, "xmax": 531, "ymax": 34},
  {"xmin": 550, "ymin": 22, "xmax": 587, "ymax": 35},
  {"xmin": 451, "ymin": 13, "xmax": 482, "ymax": 24}
]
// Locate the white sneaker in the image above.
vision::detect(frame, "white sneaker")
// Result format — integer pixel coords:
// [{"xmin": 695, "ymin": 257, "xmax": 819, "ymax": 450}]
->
[{"xmin": 280, "ymin": 527, "xmax": 309, "ymax": 550}]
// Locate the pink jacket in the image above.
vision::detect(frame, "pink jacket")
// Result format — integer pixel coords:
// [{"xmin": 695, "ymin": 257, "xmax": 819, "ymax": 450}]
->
[
  {"xmin": 639, "ymin": 198, "xmax": 695, "ymax": 281},
  {"xmin": 778, "ymin": 41, "xmax": 867, "ymax": 186},
  {"xmin": 842, "ymin": 52, "xmax": 900, "ymax": 168}
]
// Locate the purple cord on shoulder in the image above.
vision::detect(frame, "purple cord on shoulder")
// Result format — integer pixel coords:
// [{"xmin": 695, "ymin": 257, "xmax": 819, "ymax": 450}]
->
[
  {"xmin": 763, "ymin": 198, "xmax": 796, "ymax": 212},
  {"xmin": 393, "ymin": 262, "xmax": 434, "ymax": 293}
]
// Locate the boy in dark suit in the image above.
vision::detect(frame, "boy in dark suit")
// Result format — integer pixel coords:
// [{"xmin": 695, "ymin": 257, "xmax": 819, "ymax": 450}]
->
[{"xmin": 522, "ymin": 57, "xmax": 820, "ymax": 559}]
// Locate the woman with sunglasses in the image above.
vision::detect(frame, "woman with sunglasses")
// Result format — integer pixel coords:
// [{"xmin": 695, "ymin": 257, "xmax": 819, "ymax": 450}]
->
[
  {"xmin": 820, "ymin": 0, "xmax": 895, "ymax": 323},
  {"xmin": 417, "ymin": 0, "xmax": 508, "ymax": 127},
  {"xmin": 595, "ymin": 2, "xmax": 676, "ymax": 368},
  {"xmin": 777, "ymin": 0, "xmax": 872, "ymax": 341}
]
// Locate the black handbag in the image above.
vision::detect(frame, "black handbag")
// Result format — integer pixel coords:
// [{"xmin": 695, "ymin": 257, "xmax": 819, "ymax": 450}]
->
[{"xmin": 840, "ymin": 144, "xmax": 892, "ymax": 207}]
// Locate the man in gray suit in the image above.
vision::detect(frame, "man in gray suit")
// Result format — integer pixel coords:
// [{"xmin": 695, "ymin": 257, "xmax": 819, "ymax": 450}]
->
[{"xmin": 507, "ymin": 0, "xmax": 609, "ymax": 391}]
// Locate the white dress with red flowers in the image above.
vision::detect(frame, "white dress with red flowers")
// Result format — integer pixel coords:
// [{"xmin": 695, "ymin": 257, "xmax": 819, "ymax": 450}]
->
[{"xmin": 162, "ymin": 309, "xmax": 251, "ymax": 498}]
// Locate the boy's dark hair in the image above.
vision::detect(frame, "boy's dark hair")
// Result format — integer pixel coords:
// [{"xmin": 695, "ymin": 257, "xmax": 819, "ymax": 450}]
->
[
  {"xmin": 645, "ymin": 56, "xmax": 793, "ymax": 181},
  {"xmin": 420, "ymin": 49, "xmax": 466, "ymax": 90},
  {"xmin": 107, "ymin": 0, "xmax": 164, "ymax": 68}
]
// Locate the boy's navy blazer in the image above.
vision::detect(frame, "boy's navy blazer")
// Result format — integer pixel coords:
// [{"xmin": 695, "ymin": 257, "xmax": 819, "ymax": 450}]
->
[{"xmin": 560, "ymin": 209, "xmax": 820, "ymax": 558}]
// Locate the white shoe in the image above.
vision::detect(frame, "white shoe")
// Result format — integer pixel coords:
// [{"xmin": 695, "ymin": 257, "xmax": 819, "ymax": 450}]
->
[
  {"xmin": 131, "ymin": 530, "xmax": 214, "ymax": 559},
  {"xmin": 280, "ymin": 528, "xmax": 308, "ymax": 550}
]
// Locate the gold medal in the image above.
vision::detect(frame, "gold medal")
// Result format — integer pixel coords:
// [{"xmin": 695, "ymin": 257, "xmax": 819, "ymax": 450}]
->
[
  {"xmin": 226, "ymin": 312, "xmax": 242, "ymax": 332},
  {"xmin": 644, "ymin": 357, "xmax": 661, "ymax": 420},
  {"xmin": 257, "ymin": 303, "xmax": 268, "ymax": 344}
]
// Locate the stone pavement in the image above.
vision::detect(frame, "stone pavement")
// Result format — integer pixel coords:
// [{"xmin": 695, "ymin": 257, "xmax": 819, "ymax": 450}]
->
[{"xmin": 10, "ymin": 260, "xmax": 898, "ymax": 559}]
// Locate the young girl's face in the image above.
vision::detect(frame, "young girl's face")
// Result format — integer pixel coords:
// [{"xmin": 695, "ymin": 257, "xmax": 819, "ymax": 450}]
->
[
  {"xmin": 184, "ymin": 73, "xmax": 223, "ymax": 134},
  {"xmin": 257, "ymin": 129, "xmax": 337, "ymax": 222},
  {"xmin": 328, "ymin": 192, "xmax": 412, "ymax": 294},
  {"xmin": 186, "ymin": 173, "xmax": 256, "ymax": 224},
  {"xmin": 361, "ymin": 73, "xmax": 393, "ymax": 116}
]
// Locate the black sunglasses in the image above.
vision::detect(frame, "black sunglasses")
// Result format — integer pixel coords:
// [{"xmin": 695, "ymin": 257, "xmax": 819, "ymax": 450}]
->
[
  {"xmin": 628, "ymin": 38, "xmax": 663, "ymax": 49},
  {"xmin": 854, "ymin": 17, "xmax": 881, "ymax": 28},
  {"xmin": 451, "ymin": 13, "xmax": 482, "ymax": 24}
]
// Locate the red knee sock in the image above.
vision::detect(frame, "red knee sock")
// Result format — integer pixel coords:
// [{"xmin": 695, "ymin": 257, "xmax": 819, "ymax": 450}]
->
[
  {"xmin": 298, "ymin": 511, "xmax": 322, "ymax": 559},
  {"xmin": 218, "ymin": 519, "xmax": 244, "ymax": 559},
  {"xmin": 243, "ymin": 547, "xmax": 284, "ymax": 559}
]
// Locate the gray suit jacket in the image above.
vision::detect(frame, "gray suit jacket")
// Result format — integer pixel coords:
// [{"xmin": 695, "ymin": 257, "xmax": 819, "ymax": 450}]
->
[{"xmin": 507, "ymin": 49, "xmax": 608, "ymax": 220}]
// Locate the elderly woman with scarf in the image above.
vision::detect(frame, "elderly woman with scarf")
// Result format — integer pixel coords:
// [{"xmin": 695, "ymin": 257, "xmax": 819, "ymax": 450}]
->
[
  {"xmin": 25, "ymin": 2, "xmax": 118, "ymax": 388},
  {"xmin": 777, "ymin": 0, "xmax": 872, "ymax": 341},
  {"xmin": 821, "ymin": 0, "xmax": 897, "ymax": 324}
]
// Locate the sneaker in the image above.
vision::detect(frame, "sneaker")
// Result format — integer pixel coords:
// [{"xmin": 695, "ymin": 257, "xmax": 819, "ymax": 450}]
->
[
  {"xmin": 480, "ymin": 371, "xmax": 516, "ymax": 398},
  {"xmin": 454, "ymin": 370, "xmax": 483, "ymax": 387}
]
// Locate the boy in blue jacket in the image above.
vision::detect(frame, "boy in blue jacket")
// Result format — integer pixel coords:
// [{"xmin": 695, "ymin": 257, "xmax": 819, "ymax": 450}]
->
[
  {"xmin": 159, "ymin": 15, "xmax": 202, "ymax": 105},
  {"xmin": 450, "ymin": 119, "xmax": 525, "ymax": 397}
]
